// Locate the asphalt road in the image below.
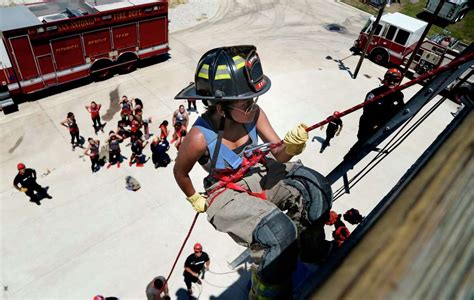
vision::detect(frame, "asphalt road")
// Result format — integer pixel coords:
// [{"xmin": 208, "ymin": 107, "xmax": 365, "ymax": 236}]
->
[{"xmin": 0, "ymin": 0, "xmax": 458, "ymax": 299}]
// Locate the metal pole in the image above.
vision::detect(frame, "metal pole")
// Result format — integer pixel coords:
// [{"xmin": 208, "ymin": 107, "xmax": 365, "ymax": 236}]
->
[
  {"xmin": 353, "ymin": 1, "xmax": 386, "ymax": 79},
  {"xmin": 401, "ymin": 0, "xmax": 446, "ymax": 78}
]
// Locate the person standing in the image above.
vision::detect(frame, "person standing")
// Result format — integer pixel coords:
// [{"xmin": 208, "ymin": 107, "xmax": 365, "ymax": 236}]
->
[
  {"xmin": 106, "ymin": 131, "xmax": 123, "ymax": 168},
  {"xmin": 159, "ymin": 120, "xmax": 169, "ymax": 141},
  {"xmin": 84, "ymin": 138, "xmax": 101, "ymax": 172},
  {"xmin": 146, "ymin": 276, "xmax": 170, "ymax": 300},
  {"xmin": 183, "ymin": 243, "xmax": 210, "ymax": 296},
  {"xmin": 61, "ymin": 112, "xmax": 81, "ymax": 151},
  {"xmin": 188, "ymin": 98, "xmax": 198, "ymax": 113},
  {"xmin": 172, "ymin": 104, "xmax": 189, "ymax": 130},
  {"xmin": 319, "ymin": 112, "xmax": 343, "ymax": 153},
  {"xmin": 85, "ymin": 101, "xmax": 105, "ymax": 134},
  {"xmin": 357, "ymin": 68, "xmax": 404, "ymax": 142},
  {"xmin": 13, "ymin": 163, "xmax": 52, "ymax": 205}
]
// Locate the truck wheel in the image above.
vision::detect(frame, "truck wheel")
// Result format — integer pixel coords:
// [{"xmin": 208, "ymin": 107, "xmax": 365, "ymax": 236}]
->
[
  {"xmin": 90, "ymin": 60, "xmax": 113, "ymax": 81},
  {"xmin": 370, "ymin": 48, "xmax": 389, "ymax": 66},
  {"xmin": 116, "ymin": 53, "xmax": 138, "ymax": 73}
]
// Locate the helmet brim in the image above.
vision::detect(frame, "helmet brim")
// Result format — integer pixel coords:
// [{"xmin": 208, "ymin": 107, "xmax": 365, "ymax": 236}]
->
[{"xmin": 174, "ymin": 75, "xmax": 271, "ymax": 101}]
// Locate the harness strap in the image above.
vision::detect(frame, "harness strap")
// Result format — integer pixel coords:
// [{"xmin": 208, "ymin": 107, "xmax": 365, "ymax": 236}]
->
[{"xmin": 207, "ymin": 146, "xmax": 279, "ymax": 206}]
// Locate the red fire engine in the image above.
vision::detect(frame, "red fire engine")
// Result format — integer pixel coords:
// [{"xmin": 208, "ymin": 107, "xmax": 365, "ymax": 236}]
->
[
  {"xmin": 0, "ymin": 0, "xmax": 168, "ymax": 109},
  {"xmin": 351, "ymin": 12, "xmax": 468, "ymax": 77}
]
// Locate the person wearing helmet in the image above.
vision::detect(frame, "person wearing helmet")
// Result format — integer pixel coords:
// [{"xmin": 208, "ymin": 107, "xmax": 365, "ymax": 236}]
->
[
  {"xmin": 183, "ymin": 243, "xmax": 210, "ymax": 296},
  {"xmin": 357, "ymin": 68, "xmax": 404, "ymax": 142},
  {"xmin": 13, "ymin": 163, "xmax": 52, "ymax": 205},
  {"xmin": 173, "ymin": 46, "xmax": 333, "ymax": 298},
  {"xmin": 319, "ymin": 112, "xmax": 343, "ymax": 153}
]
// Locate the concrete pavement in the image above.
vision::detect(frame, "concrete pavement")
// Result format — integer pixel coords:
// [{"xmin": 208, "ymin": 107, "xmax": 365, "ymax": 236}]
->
[{"xmin": 0, "ymin": 0, "xmax": 459, "ymax": 299}]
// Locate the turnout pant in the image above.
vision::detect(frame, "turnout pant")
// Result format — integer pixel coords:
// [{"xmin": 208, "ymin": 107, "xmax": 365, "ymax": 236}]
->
[{"xmin": 204, "ymin": 159, "xmax": 332, "ymax": 287}]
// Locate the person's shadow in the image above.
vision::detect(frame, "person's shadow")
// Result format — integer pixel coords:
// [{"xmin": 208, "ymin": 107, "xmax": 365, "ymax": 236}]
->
[
  {"xmin": 175, "ymin": 288, "xmax": 191, "ymax": 300},
  {"xmin": 32, "ymin": 186, "xmax": 52, "ymax": 204}
]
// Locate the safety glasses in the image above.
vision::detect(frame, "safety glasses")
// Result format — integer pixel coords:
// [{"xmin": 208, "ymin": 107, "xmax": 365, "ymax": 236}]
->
[{"xmin": 229, "ymin": 97, "xmax": 259, "ymax": 115}]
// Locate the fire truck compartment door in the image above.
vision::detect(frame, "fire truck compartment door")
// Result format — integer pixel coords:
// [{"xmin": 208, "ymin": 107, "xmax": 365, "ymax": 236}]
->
[
  {"xmin": 112, "ymin": 24, "xmax": 137, "ymax": 50},
  {"xmin": 52, "ymin": 36, "xmax": 85, "ymax": 70},
  {"xmin": 9, "ymin": 36, "xmax": 39, "ymax": 80},
  {"xmin": 139, "ymin": 17, "xmax": 167, "ymax": 49},
  {"xmin": 83, "ymin": 29, "xmax": 112, "ymax": 57},
  {"xmin": 37, "ymin": 55, "xmax": 57, "ymax": 86}
]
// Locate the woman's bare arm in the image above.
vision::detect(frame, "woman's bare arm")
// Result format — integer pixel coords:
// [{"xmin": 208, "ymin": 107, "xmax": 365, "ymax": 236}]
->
[
  {"xmin": 173, "ymin": 127, "xmax": 208, "ymax": 197},
  {"xmin": 256, "ymin": 109, "xmax": 293, "ymax": 163}
]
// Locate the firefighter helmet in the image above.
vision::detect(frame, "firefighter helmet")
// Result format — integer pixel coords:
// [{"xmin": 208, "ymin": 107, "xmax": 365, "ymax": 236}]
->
[
  {"xmin": 17, "ymin": 163, "xmax": 25, "ymax": 170},
  {"xmin": 384, "ymin": 68, "xmax": 402, "ymax": 84},
  {"xmin": 193, "ymin": 243, "xmax": 203, "ymax": 252},
  {"xmin": 175, "ymin": 45, "xmax": 271, "ymax": 101}
]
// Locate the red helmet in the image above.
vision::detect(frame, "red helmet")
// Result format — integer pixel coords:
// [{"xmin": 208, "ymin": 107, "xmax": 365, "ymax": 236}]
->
[
  {"xmin": 93, "ymin": 296, "xmax": 105, "ymax": 300},
  {"xmin": 384, "ymin": 68, "xmax": 402, "ymax": 84},
  {"xmin": 333, "ymin": 111, "xmax": 341, "ymax": 118},
  {"xmin": 193, "ymin": 243, "xmax": 202, "ymax": 252},
  {"xmin": 17, "ymin": 163, "xmax": 26, "ymax": 170}
]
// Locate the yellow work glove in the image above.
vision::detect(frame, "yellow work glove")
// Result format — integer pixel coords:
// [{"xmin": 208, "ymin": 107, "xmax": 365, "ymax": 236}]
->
[
  {"xmin": 186, "ymin": 193, "xmax": 207, "ymax": 213},
  {"xmin": 20, "ymin": 187, "xmax": 28, "ymax": 193},
  {"xmin": 284, "ymin": 123, "xmax": 309, "ymax": 156}
]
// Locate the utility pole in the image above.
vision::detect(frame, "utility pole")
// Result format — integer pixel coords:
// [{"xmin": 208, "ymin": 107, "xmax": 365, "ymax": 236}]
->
[{"xmin": 353, "ymin": 1, "xmax": 386, "ymax": 79}]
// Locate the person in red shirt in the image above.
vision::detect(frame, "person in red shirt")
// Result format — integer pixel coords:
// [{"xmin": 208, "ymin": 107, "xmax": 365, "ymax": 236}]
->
[
  {"xmin": 85, "ymin": 101, "xmax": 106, "ymax": 134},
  {"xmin": 159, "ymin": 120, "xmax": 169, "ymax": 141},
  {"xmin": 60, "ymin": 112, "xmax": 82, "ymax": 151}
]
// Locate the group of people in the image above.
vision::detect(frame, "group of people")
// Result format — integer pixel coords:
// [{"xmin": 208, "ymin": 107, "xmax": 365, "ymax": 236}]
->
[{"xmin": 59, "ymin": 96, "xmax": 175, "ymax": 172}]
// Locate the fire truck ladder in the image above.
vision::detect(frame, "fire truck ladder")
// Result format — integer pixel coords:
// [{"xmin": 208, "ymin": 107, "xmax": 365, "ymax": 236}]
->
[{"xmin": 326, "ymin": 44, "xmax": 473, "ymax": 191}]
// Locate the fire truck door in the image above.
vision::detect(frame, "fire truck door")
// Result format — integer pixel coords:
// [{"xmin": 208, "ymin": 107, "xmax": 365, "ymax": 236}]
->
[
  {"xmin": 37, "ymin": 54, "xmax": 57, "ymax": 86},
  {"xmin": 9, "ymin": 36, "xmax": 39, "ymax": 80}
]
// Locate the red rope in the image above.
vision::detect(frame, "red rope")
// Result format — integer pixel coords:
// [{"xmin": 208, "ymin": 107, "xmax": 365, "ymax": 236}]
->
[
  {"xmin": 305, "ymin": 51, "xmax": 474, "ymax": 132},
  {"xmin": 161, "ymin": 212, "xmax": 200, "ymax": 294}
]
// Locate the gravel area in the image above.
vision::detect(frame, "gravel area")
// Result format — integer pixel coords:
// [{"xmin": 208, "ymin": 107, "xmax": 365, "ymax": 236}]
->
[
  {"xmin": 0, "ymin": 0, "xmax": 219, "ymax": 33},
  {"xmin": 169, "ymin": 0, "xmax": 219, "ymax": 32}
]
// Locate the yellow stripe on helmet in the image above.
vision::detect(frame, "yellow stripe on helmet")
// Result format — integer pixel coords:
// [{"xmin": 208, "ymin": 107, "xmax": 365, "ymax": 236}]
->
[
  {"xmin": 233, "ymin": 55, "xmax": 245, "ymax": 69},
  {"xmin": 215, "ymin": 65, "xmax": 231, "ymax": 80},
  {"xmin": 198, "ymin": 64, "xmax": 209, "ymax": 79}
]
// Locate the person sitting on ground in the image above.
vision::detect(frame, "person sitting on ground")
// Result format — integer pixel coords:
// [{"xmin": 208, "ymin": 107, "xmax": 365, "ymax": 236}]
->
[
  {"xmin": 116, "ymin": 120, "xmax": 130, "ymax": 141},
  {"xmin": 129, "ymin": 134, "xmax": 148, "ymax": 167},
  {"xmin": 150, "ymin": 137, "xmax": 171, "ymax": 168}
]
